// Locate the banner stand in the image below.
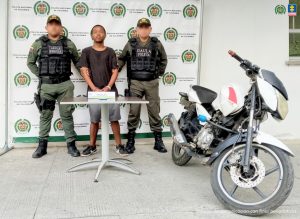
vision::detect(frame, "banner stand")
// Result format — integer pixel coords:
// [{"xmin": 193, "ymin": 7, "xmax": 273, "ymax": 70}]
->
[
  {"xmin": 197, "ymin": 0, "xmax": 204, "ymax": 85},
  {"xmin": 0, "ymin": 145, "xmax": 14, "ymax": 157},
  {"xmin": 1, "ymin": 0, "xmax": 14, "ymax": 156}
]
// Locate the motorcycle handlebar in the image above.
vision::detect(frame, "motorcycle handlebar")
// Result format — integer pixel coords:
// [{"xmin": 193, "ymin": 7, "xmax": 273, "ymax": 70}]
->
[
  {"xmin": 228, "ymin": 50, "xmax": 244, "ymax": 63},
  {"xmin": 228, "ymin": 50, "xmax": 260, "ymax": 75}
]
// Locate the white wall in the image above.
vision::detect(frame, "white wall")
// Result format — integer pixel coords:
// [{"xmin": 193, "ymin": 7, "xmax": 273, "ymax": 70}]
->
[
  {"xmin": 201, "ymin": 0, "xmax": 300, "ymax": 139},
  {"xmin": 0, "ymin": 0, "xmax": 8, "ymax": 148}
]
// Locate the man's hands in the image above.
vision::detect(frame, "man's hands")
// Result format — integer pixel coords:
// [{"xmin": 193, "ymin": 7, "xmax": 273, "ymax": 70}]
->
[
  {"xmin": 101, "ymin": 86, "xmax": 111, "ymax": 92},
  {"xmin": 92, "ymin": 86, "xmax": 102, "ymax": 92},
  {"xmin": 80, "ymin": 67, "xmax": 113, "ymax": 92},
  {"xmin": 91, "ymin": 86, "xmax": 111, "ymax": 92}
]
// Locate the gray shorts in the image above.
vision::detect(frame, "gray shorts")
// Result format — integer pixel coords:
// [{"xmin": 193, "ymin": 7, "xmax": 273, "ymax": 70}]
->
[{"xmin": 89, "ymin": 104, "xmax": 121, "ymax": 123}]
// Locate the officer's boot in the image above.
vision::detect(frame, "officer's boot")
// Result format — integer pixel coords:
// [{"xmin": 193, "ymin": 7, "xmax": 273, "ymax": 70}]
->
[
  {"xmin": 153, "ymin": 131, "xmax": 167, "ymax": 153},
  {"xmin": 67, "ymin": 140, "xmax": 80, "ymax": 157},
  {"xmin": 32, "ymin": 139, "xmax": 48, "ymax": 158},
  {"xmin": 125, "ymin": 129, "xmax": 136, "ymax": 154}
]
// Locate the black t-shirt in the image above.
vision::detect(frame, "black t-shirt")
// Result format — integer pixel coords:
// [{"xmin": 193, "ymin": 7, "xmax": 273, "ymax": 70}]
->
[{"xmin": 78, "ymin": 46, "xmax": 118, "ymax": 94}]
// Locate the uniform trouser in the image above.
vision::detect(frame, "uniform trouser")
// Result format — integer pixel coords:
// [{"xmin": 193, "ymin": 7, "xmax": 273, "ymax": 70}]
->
[
  {"xmin": 127, "ymin": 79, "xmax": 163, "ymax": 132},
  {"xmin": 39, "ymin": 80, "xmax": 76, "ymax": 143}
]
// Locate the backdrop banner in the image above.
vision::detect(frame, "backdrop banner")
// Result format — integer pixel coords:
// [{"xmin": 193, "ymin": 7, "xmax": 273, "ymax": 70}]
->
[{"xmin": 8, "ymin": 0, "xmax": 201, "ymax": 143}]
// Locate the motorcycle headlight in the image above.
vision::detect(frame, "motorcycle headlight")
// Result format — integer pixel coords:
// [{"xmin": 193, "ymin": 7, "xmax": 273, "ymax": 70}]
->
[{"xmin": 272, "ymin": 90, "xmax": 288, "ymax": 120}]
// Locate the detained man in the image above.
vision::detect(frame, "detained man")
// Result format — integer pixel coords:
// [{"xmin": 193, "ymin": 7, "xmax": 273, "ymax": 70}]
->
[{"xmin": 77, "ymin": 25, "xmax": 127, "ymax": 156}]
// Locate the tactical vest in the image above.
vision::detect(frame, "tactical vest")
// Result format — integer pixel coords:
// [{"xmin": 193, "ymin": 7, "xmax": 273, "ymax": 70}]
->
[
  {"xmin": 38, "ymin": 35, "xmax": 72, "ymax": 78},
  {"xmin": 127, "ymin": 37, "xmax": 159, "ymax": 81}
]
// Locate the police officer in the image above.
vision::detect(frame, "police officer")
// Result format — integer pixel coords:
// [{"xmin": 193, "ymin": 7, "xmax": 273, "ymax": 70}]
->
[
  {"xmin": 27, "ymin": 15, "xmax": 80, "ymax": 158},
  {"xmin": 118, "ymin": 18, "xmax": 168, "ymax": 154}
]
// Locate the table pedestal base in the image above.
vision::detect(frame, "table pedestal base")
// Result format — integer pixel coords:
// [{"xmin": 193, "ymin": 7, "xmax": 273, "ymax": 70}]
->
[{"xmin": 67, "ymin": 158, "xmax": 141, "ymax": 182}]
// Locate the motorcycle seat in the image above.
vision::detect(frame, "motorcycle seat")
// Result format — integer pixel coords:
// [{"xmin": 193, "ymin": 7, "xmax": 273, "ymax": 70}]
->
[
  {"xmin": 179, "ymin": 92, "xmax": 188, "ymax": 97},
  {"xmin": 192, "ymin": 85, "xmax": 217, "ymax": 104}
]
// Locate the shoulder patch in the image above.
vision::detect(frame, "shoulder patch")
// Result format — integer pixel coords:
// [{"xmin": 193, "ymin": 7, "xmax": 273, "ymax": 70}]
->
[
  {"xmin": 151, "ymin": 37, "xmax": 158, "ymax": 42},
  {"xmin": 63, "ymin": 36, "xmax": 71, "ymax": 42},
  {"xmin": 38, "ymin": 35, "xmax": 48, "ymax": 42},
  {"xmin": 129, "ymin": 38, "xmax": 137, "ymax": 43},
  {"xmin": 61, "ymin": 36, "xmax": 70, "ymax": 43}
]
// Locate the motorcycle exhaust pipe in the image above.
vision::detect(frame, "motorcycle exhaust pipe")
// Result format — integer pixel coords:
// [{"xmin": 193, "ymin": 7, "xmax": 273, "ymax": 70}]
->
[{"xmin": 168, "ymin": 113, "xmax": 188, "ymax": 145}]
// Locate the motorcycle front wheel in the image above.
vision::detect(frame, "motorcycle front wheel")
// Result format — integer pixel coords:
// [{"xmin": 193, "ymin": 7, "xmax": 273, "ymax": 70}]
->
[{"xmin": 210, "ymin": 143, "xmax": 294, "ymax": 216}]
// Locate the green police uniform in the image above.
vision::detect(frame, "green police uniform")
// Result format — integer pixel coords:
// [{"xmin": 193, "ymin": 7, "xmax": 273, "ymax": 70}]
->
[
  {"xmin": 118, "ymin": 18, "xmax": 168, "ymax": 154},
  {"xmin": 27, "ymin": 35, "xmax": 79, "ymax": 143},
  {"xmin": 27, "ymin": 15, "xmax": 80, "ymax": 158},
  {"xmin": 118, "ymin": 37, "xmax": 168, "ymax": 131}
]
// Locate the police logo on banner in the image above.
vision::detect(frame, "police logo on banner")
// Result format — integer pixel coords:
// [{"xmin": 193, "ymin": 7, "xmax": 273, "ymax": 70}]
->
[
  {"xmin": 34, "ymin": 1, "xmax": 50, "ymax": 16},
  {"xmin": 147, "ymin": 4, "xmax": 162, "ymax": 18},
  {"xmin": 162, "ymin": 115, "xmax": 171, "ymax": 127},
  {"xmin": 15, "ymin": 119, "xmax": 31, "ymax": 134},
  {"xmin": 61, "ymin": 26, "xmax": 68, "ymax": 37},
  {"xmin": 275, "ymin": 5, "xmax": 286, "ymax": 15},
  {"xmin": 182, "ymin": 50, "xmax": 197, "ymax": 63},
  {"xmin": 111, "ymin": 3, "xmax": 126, "ymax": 17},
  {"xmin": 183, "ymin": 4, "xmax": 198, "ymax": 19},
  {"xmin": 162, "ymin": 72, "xmax": 176, "ymax": 86},
  {"xmin": 14, "ymin": 73, "xmax": 31, "ymax": 87},
  {"xmin": 164, "ymin": 27, "xmax": 178, "ymax": 42},
  {"xmin": 13, "ymin": 25, "xmax": 30, "ymax": 40},
  {"xmin": 73, "ymin": 2, "xmax": 89, "ymax": 16},
  {"xmin": 53, "ymin": 118, "xmax": 64, "ymax": 132},
  {"xmin": 127, "ymin": 27, "xmax": 138, "ymax": 39}
]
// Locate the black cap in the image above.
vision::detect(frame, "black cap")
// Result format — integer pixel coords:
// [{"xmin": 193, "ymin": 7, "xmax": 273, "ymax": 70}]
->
[
  {"xmin": 47, "ymin": 15, "xmax": 62, "ymax": 25},
  {"xmin": 137, "ymin": 18, "xmax": 151, "ymax": 27}
]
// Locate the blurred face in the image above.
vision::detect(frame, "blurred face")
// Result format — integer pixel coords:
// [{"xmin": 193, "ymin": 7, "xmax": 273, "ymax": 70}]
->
[
  {"xmin": 91, "ymin": 26, "xmax": 106, "ymax": 43},
  {"xmin": 137, "ymin": 25, "xmax": 152, "ymax": 39},
  {"xmin": 46, "ymin": 21, "xmax": 62, "ymax": 38}
]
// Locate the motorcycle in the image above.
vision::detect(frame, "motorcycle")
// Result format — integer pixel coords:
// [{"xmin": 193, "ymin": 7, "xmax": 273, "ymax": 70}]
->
[{"xmin": 168, "ymin": 50, "xmax": 294, "ymax": 216}]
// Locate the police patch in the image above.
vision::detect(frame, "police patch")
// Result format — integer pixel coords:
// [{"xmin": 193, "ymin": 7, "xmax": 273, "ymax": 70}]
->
[{"xmin": 48, "ymin": 45, "xmax": 63, "ymax": 54}]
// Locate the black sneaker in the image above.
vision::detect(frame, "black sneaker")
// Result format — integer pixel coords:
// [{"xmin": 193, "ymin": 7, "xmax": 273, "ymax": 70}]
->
[
  {"xmin": 82, "ymin": 145, "xmax": 97, "ymax": 156},
  {"xmin": 115, "ymin": 144, "xmax": 129, "ymax": 156}
]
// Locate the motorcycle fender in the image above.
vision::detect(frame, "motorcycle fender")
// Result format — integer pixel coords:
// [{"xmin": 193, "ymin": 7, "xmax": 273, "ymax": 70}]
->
[
  {"xmin": 206, "ymin": 131, "xmax": 294, "ymax": 165},
  {"xmin": 254, "ymin": 131, "xmax": 295, "ymax": 157}
]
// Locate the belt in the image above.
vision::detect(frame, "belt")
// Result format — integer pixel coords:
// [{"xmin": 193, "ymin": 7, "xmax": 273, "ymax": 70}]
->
[
  {"xmin": 40, "ymin": 76, "xmax": 70, "ymax": 84},
  {"xmin": 130, "ymin": 71, "xmax": 158, "ymax": 81}
]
